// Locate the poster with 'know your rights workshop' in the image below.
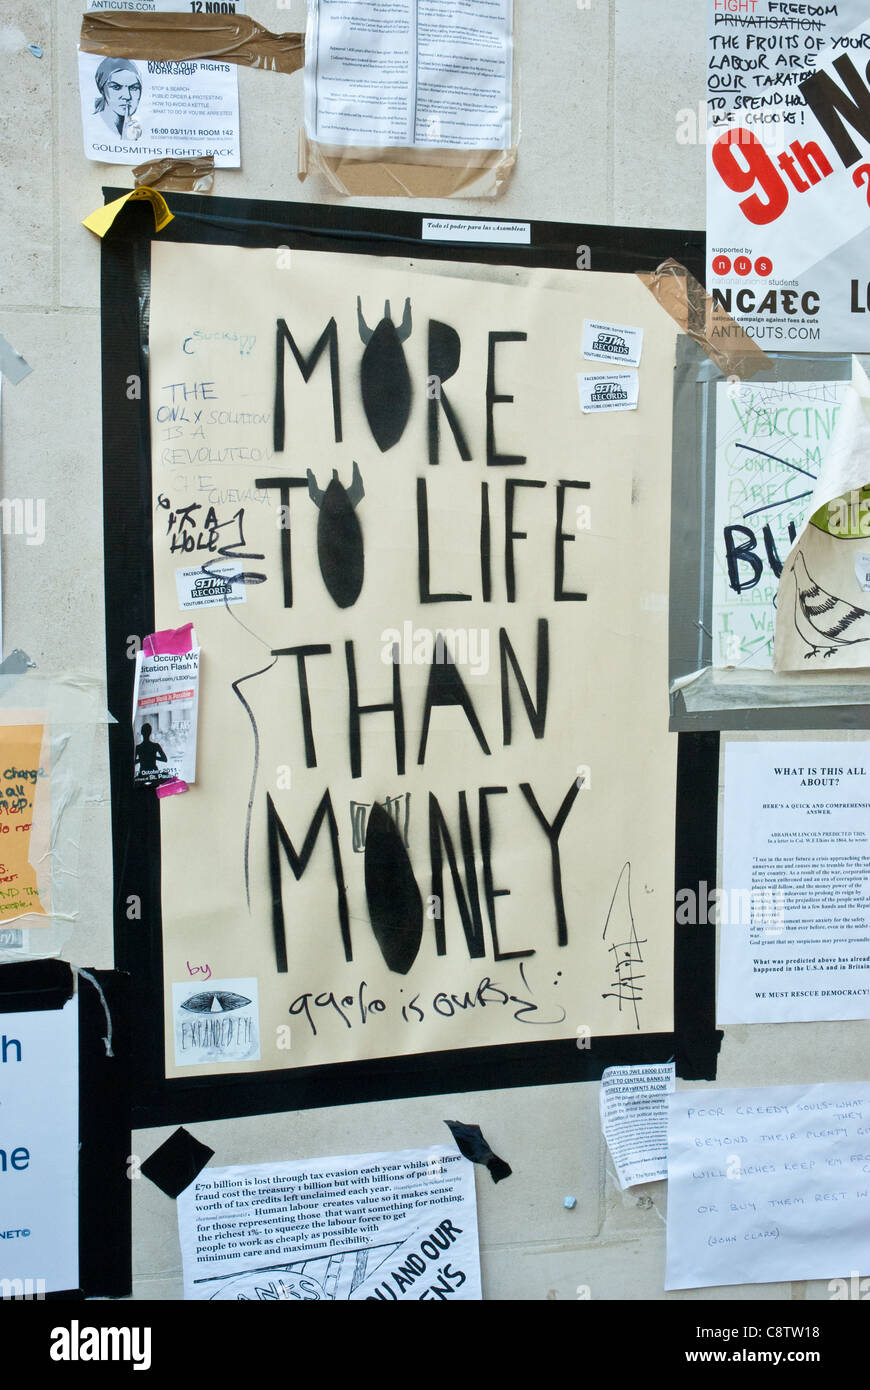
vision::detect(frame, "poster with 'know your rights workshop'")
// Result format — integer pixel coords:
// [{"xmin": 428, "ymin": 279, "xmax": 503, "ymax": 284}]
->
[
  {"xmin": 148, "ymin": 244, "xmax": 679, "ymax": 1080},
  {"xmin": 79, "ymin": 0, "xmax": 242, "ymax": 167}
]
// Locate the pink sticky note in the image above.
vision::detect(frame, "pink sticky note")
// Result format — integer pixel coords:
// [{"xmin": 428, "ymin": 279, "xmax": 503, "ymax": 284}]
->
[
  {"xmin": 156, "ymin": 779, "xmax": 189, "ymax": 799},
  {"xmin": 143, "ymin": 623, "xmax": 194, "ymax": 657}
]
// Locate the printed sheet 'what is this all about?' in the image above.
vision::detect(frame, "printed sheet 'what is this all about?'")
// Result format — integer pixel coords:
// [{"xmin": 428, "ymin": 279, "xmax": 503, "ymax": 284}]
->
[{"xmin": 717, "ymin": 741, "xmax": 870, "ymax": 1025}]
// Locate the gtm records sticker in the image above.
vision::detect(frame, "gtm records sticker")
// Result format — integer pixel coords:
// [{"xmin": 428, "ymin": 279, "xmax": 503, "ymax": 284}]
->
[
  {"xmin": 176, "ymin": 563, "xmax": 246, "ymax": 610},
  {"xmin": 582, "ymin": 319, "xmax": 643, "ymax": 367},
  {"xmin": 578, "ymin": 371, "xmax": 639, "ymax": 414}
]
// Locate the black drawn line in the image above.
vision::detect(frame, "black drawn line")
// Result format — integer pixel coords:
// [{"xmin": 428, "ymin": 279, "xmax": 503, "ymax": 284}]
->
[
  {"xmin": 601, "ymin": 861, "xmax": 647, "ymax": 1031},
  {"xmin": 734, "ymin": 443, "xmax": 818, "ymax": 481},
  {"xmin": 743, "ymin": 490, "xmax": 813, "ymax": 520},
  {"xmin": 232, "ymin": 656, "xmax": 279, "ymax": 908}
]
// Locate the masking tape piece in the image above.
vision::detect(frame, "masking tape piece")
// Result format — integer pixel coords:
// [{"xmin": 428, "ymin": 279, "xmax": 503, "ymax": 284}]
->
[
  {"xmin": 0, "ymin": 719, "xmax": 49, "ymax": 928},
  {"xmin": 0, "ymin": 672, "xmax": 113, "ymax": 954},
  {"xmin": 445, "ymin": 1120, "xmax": 512, "ymax": 1183},
  {"xmin": 637, "ymin": 258, "xmax": 771, "ymax": 380},
  {"xmin": 298, "ymin": 130, "xmax": 516, "ymax": 199},
  {"xmin": 80, "ymin": 12, "xmax": 305, "ymax": 75},
  {"xmin": 143, "ymin": 622, "xmax": 194, "ymax": 657},
  {"xmin": 156, "ymin": 779, "xmax": 189, "ymax": 799},
  {"xmin": 133, "ymin": 156, "xmax": 214, "ymax": 194},
  {"xmin": 141, "ymin": 1127, "xmax": 214, "ymax": 1198},
  {"xmin": 83, "ymin": 187, "xmax": 173, "ymax": 238},
  {"xmin": 0, "ymin": 651, "xmax": 36, "ymax": 676},
  {"xmin": 0, "ymin": 334, "xmax": 33, "ymax": 385}
]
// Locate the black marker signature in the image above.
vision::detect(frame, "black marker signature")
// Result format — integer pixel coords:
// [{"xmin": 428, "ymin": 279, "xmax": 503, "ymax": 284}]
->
[{"xmin": 602, "ymin": 861, "xmax": 646, "ymax": 1030}]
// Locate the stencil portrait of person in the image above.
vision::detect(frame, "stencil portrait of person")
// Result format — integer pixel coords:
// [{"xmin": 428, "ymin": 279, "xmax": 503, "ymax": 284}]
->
[
  {"xmin": 134, "ymin": 722, "xmax": 167, "ymax": 777},
  {"xmin": 92, "ymin": 57, "xmax": 144, "ymax": 141}
]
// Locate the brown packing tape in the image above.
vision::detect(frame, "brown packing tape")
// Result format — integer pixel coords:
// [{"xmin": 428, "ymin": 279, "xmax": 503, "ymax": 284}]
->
[
  {"xmin": 80, "ymin": 12, "xmax": 304, "ymax": 74},
  {"xmin": 637, "ymin": 258, "xmax": 772, "ymax": 380},
  {"xmin": 133, "ymin": 156, "xmax": 214, "ymax": 193},
  {"xmin": 298, "ymin": 131, "xmax": 516, "ymax": 199}
]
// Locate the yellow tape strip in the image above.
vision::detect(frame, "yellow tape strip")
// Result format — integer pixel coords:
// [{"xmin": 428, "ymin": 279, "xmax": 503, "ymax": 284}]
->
[{"xmin": 83, "ymin": 186, "xmax": 174, "ymax": 238}]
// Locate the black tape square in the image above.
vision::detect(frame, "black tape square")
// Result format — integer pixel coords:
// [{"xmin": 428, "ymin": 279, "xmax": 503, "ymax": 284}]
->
[{"xmin": 141, "ymin": 1126, "xmax": 214, "ymax": 1198}]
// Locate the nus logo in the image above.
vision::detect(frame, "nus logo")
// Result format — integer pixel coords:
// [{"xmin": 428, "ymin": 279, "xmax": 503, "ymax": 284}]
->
[{"xmin": 49, "ymin": 1321, "xmax": 152, "ymax": 1371}]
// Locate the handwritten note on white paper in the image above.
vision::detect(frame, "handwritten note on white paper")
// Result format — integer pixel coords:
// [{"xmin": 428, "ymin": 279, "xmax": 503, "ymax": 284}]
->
[
  {"xmin": 712, "ymin": 380, "xmax": 846, "ymax": 670},
  {"xmin": 666, "ymin": 1082, "xmax": 870, "ymax": 1291}
]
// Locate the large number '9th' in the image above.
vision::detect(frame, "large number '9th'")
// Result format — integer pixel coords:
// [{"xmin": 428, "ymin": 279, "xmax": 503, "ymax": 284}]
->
[{"xmin": 712, "ymin": 51, "xmax": 870, "ymax": 223}]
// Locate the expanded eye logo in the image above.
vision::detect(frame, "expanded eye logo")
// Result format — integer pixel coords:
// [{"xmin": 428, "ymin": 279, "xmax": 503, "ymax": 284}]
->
[{"xmin": 181, "ymin": 991, "xmax": 251, "ymax": 1013}]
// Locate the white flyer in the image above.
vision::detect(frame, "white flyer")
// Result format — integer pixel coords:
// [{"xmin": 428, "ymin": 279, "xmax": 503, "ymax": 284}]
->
[
  {"xmin": 666, "ymin": 1081, "xmax": 870, "ymax": 1291},
  {"xmin": 422, "ymin": 218, "xmax": 530, "ymax": 245},
  {"xmin": 712, "ymin": 379, "xmax": 846, "ymax": 669},
  {"xmin": 177, "ymin": 1146, "xmax": 482, "ymax": 1300},
  {"xmin": 600, "ymin": 1062, "xmax": 674, "ymax": 1189},
  {"xmin": 132, "ymin": 637, "xmax": 200, "ymax": 785},
  {"xmin": 0, "ymin": 998, "xmax": 78, "ymax": 1294},
  {"xmin": 79, "ymin": 0, "xmax": 242, "ymax": 167},
  {"xmin": 706, "ymin": 0, "xmax": 870, "ymax": 353},
  {"xmin": 582, "ymin": 320, "xmax": 643, "ymax": 368},
  {"xmin": 578, "ymin": 371, "xmax": 638, "ymax": 413},
  {"xmin": 304, "ymin": 0, "xmax": 512, "ymax": 150},
  {"xmin": 716, "ymin": 740, "xmax": 870, "ymax": 1025}
]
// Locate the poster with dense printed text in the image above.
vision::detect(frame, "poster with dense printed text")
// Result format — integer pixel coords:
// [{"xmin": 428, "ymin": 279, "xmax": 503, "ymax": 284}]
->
[
  {"xmin": 178, "ymin": 1146, "xmax": 480, "ymax": 1300},
  {"xmin": 147, "ymin": 243, "xmax": 680, "ymax": 1079}
]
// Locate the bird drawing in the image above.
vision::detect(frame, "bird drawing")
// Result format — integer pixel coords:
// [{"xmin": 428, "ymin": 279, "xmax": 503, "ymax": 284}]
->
[{"xmin": 791, "ymin": 549, "xmax": 870, "ymax": 659}]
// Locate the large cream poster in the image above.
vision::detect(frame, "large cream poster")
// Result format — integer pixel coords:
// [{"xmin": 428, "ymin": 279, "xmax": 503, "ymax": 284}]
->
[{"xmin": 148, "ymin": 244, "xmax": 677, "ymax": 1078}]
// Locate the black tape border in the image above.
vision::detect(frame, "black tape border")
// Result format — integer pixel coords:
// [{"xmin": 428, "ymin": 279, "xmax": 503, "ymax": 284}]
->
[
  {"xmin": 100, "ymin": 191, "xmax": 719, "ymax": 1127},
  {"xmin": 0, "ymin": 961, "xmax": 130, "ymax": 1299}
]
